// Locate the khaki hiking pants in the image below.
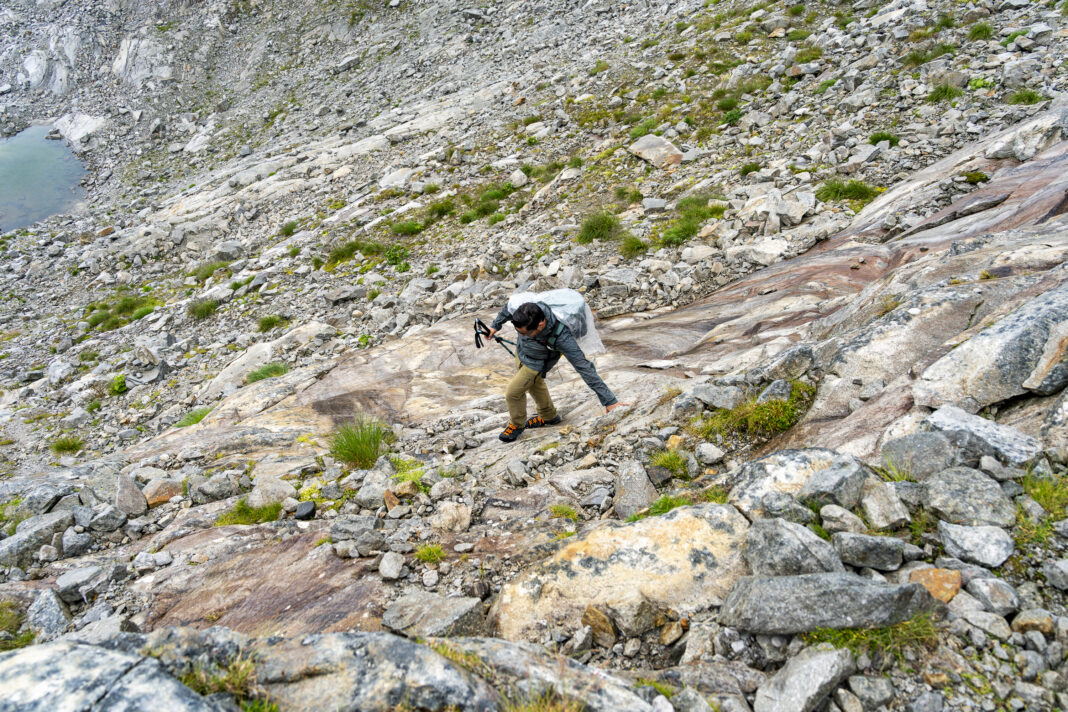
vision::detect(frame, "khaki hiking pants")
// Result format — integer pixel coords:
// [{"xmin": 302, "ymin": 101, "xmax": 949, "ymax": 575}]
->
[{"xmin": 506, "ymin": 358, "xmax": 558, "ymax": 428}]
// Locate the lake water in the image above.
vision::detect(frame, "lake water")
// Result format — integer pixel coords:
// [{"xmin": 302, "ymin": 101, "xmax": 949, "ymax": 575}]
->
[{"xmin": 0, "ymin": 125, "xmax": 86, "ymax": 233}]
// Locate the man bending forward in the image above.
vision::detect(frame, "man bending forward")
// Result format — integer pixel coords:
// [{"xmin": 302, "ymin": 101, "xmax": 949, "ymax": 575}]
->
[{"xmin": 487, "ymin": 301, "xmax": 621, "ymax": 442}]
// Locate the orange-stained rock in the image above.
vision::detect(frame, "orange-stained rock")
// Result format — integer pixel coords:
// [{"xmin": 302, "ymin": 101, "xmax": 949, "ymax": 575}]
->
[
  {"xmin": 142, "ymin": 478, "xmax": 184, "ymax": 508},
  {"xmin": 909, "ymin": 568, "xmax": 961, "ymax": 603},
  {"xmin": 1012, "ymin": 609, "xmax": 1054, "ymax": 635},
  {"xmin": 383, "ymin": 489, "xmax": 400, "ymax": 510}
]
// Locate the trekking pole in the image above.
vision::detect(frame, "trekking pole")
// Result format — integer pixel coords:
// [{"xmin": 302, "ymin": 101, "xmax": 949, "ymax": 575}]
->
[{"xmin": 474, "ymin": 318, "xmax": 516, "ymax": 357}]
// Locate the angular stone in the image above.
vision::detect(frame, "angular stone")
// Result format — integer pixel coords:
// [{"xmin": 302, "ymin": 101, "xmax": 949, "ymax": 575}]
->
[
  {"xmin": 493, "ymin": 504, "xmax": 749, "ymax": 641},
  {"xmin": 797, "ymin": 458, "xmax": 873, "ymax": 509},
  {"xmin": 820, "ymin": 505, "xmax": 866, "ymax": 534},
  {"xmin": 965, "ymin": 578, "xmax": 1018, "ymax": 617},
  {"xmin": 848, "ymin": 676, "xmax": 895, "ymax": 710},
  {"xmin": 329, "ymin": 514, "xmax": 378, "ymax": 541},
  {"xmin": 718, "ymin": 573, "xmax": 938, "ymax": 635},
  {"xmin": 113, "ymin": 475, "xmax": 148, "ymax": 517},
  {"xmin": 26, "ymin": 589, "xmax": 71, "ymax": 639},
  {"xmin": 909, "ymin": 569, "xmax": 961, "ymax": 603},
  {"xmin": 859, "ymin": 480, "xmax": 909, "ymax": 530},
  {"xmin": 0, "ymin": 511, "xmax": 74, "ymax": 568},
  {"xmin": 1012, "ymin": 609, "xmax": 1054, "ymax": 635},
  {"xmin": 56, "ymin": 566, "xmax": 103, "ymax": 604},
  {"xmin": 831, "ymin": 532, "xmax": 904, "ymax": 571},
  {"xmin": 754, "ymin": 644, "xmax": 855, "ymax": 712},
  {"xmin": 379, "ymin": 551, "xmax": 406, "ymax": 580},
  {"xmin": 605, "ymin": 591, "xmax": 659, "ymax": 638},
  {"xmin": 88, "ymin": 505, "xmax": 127, "ymax": 532},
  {"xmin": 142, "ymin": 478, "xmax": 183, "ymax": 507},
  {"xmin": 382, "ymin": 591, "xmax": 484, "ymax": 638},
  {"xmin": 938, "ymin": 522, "xmax": 1014, "ymax": 568},
  {"xmin": 691, "ymin": 384, "xmax": 745, "ymax": 411},
  {"xmin": 745, "ymin": 517, "xmax": 844, "ymax": 576},
  {"xmin": 246, "ymin": 476, "xmax": 296, "ymax": 509},
  {"xmin": 61, "ymin": 528, "xmax": 91, "ymax": 558},
  {"xmin": 581, "ymin": 605, "xmax": 617, "ymax": 648},
  {"xmin": 1042, "ymin": 560, "xmax": 1068, "ymax": 590},
  {"xmin": 880, "ymin": 432, "xmax": 956, "ymax": 481},
  {"xmin": 629, "ymin": 134, "xmax": 684, "ymax": 168},
  {"xmin": 963, "ymin": 610, "xmax": 1011, "ymax": 640},
  {"xmin": 0, "ymin": 640, "xmax": 223, "ymax": 712},
  {"xmin": 730, "ymin": 449, "xmax": 866, "ymax": 519},
  {"xmin": 614, "ymin": 460, "xmax": 658, "ymax": 519},
  {"xmin": 429, "ymin": 502, "xmax": 472, "ymax": 533},
  {"xmin": 924, "ymin": 467, "xmax": 1015, "ymax": 528},
  {"xmin": 921, "ymin": 405, "xmax": 1043, "ymax": 467},
  {"xmin": 294, "ymin": 501, "xmax": 316, "ymax": 520}
]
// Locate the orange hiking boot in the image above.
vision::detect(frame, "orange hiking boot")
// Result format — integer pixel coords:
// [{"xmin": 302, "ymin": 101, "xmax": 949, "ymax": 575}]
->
[
  {"xmin": 498, "ymin": 423, "xmax": 525, "ymax": 442},
  {"xmin": 525, "ymin": 415, "xmax": 562, "ymax": 429}
]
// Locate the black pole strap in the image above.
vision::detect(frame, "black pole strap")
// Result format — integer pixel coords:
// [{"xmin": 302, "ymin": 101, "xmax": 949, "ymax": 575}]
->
[{"xmin": 474, "ymin": 318, "xmax": 516, "ymax": 357}]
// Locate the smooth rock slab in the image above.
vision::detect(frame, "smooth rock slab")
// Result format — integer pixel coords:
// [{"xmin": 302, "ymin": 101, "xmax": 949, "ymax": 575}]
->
[
  {"xmin": 938, "ymin": 521, "xmax": 1014, "ymax": 568},
  {"xmin": 831, "ymin": 532, "xmax": 904, "ymax": 571},
  {"xmin": 492, "ymin": 504, "xmax": 749, "ymax": 641},
  {"xmin": 754, "ymin": 644, "xmax": 855, "ymax": 712},
  {"xmin": 745, "ymin": 517, "xmax": 844, "ymax": 576},
  {"xmin": 923, "ymin": 467, "xmax": 1015, "ymax": 528},
  {"xmin": 921, "ymin": 405, "xmax": 1042, "ymax": 467},
  {"xmin": 729, "ymin": 449, "xmax": 864, "ymax": 519},
  {"xmin": 628, "ymin": 134, "xmax": 684, "ymax": 168},
  {"xmin": 718, "ymin": 573, "xmax": 938, "ymax": 635},
  {"xmin": 256, "ymin": 632, "xmax": 500, "ymax": 711},
  {"xmin": 382, "ymin": 592, "xmax": 484, "ymax": 638},
  {"xmin": 0, "ymin": 640, "xmax": 221, "ymax": 712}
]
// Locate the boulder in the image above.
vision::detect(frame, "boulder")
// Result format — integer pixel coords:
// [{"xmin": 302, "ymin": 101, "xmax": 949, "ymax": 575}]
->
[
  {"xmin": 858, "ymin": 480, "xmax": 909, "ymax": 530},
  {"xmin": 0, "ymin": 511, "xmax": 74, "ymax": 568},
  {"xmin": 796, "ymin": 458, "xmax": 874, "ymax": 509},
  {"xmin": 880, "ymin": 432, "xmax": 957, "ymax": 480},
  {"xmin": 26, "ymin": 589, "xmax": 71, "ymax": 640},
  {"xmin": 382, "ymin": 592, "xmax": 485, "ymax": 638},
  {"xmin": 744, "ymin": 518, "xmax": 844, "ymax": 576},
  {"xmin": 754, "ymin": 644, "xmax": 855, "ymax": 712},
  {"xmin": 492, "ymin": 504, "xmax": 749, "ymax": 641},
  {"xmin": 718, "ymin": 573, "xmax": 938, "ymax": 635},
  {"xmin": 923, "ymin": 467, "xmax": 1015, "ymax": 528},
  {"xmin": 246, "ymin": 477, "xmax": 297, "ymax": 509},
  {"xmin": 628, "ymin": 135, "xmax": 684, "ymax": 168},
  {"xmin": 831, "ymin": 532, "xmax": 905, "ymax": 571},
  {"xmin": 429, "ymin": 502, "xmax": 472, "ymax": 532},
  {"xmin": 921, "ymin": 405, "xmax": 1043, "ymax": 468},
  {"xmin": 614, "ymin": 460, "xmax": 658, "ymax": 519},
  {"xmin": 938, "ymin": 521, "xmax": 1014, "ymax": 568},
  {"xmin": 88, "ymin": 505, "xmax": 127, "ymax": 532},
  {"xmin": 965, "ymin": 578, "xmax": 1019, "ymax": 617},
  {"xmin": 143, "ymin": 478, "xmax": 183, "ymax": 507},
  {"xmin": 729, "ymin": 449, "xmax": 866, "ymax": 519},
  {"xmin": 0, "ymin": 640, "xmax": 221, "ymax": 711},
  {"xmin": 114, "ymin": 475, "xmax": 148, "ymax": 517}
]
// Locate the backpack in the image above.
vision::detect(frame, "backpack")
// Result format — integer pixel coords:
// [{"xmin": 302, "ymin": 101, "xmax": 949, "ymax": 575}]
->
[{"xmin": 507, "ymin": 288, "xmax": 605, "ymax": 356}]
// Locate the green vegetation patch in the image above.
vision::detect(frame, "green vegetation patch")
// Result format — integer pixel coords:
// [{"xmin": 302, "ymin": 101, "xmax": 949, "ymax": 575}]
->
[
  {"xmin": 329, "ymin": 415, "xmax": 394, "ymax": 468},
  {"xmin": 257, "ymin": 314, "xmax": 288, "ymax": 333},
  {"xmin": 968, "ymin": 22, "xmax": 994, "ymax": 41},
  {"xmin": 246, "ymin": 362, "xmax": 289, "ymax": 384},
  {"xmin": 50, "ymin": 435, "xmax": 85, "ymax": 454},
  {"xmin": 650, "ymin": 449, "xmax": 690, "ymax": 480},
  {"xmin": 549, "ymin": 504, "xmax": 579, "ymax": 522},
  {"xmin": 802, "ymin": 613, "xmax": 939, "ymax": 662},
  {"xmin": 693, "ymin": 381, "xmax": 817, "ymax": 440},
  {"xmin": 187, "ymin": 299, "xmax": 219, "ymax": 320},
  {"xmin": 0, "ymin": 601, "xmax": 34, "ymax": 651},
  {"xmin": 660, "ymin": 193, "xmax": 725, "ymax": 247},
  {"xmin": 191, "ymin": 260, "xmax": 231, "ymax": 284},
  {"xmin": 176, "ymin": 407, "xmax": 212, "ymax": 427},
  {"xmin": 627, "ymin": 494, "xmax": 693, "ymax": 522},
  {"xmin": 927, "ymin": 84, "xmax": 963, "ymax": 103},
  {"xmin": 215, "ymin": 499, "xmax": 282, "ymax": 526},
  {"xmin": 576, "ymin": 211, "xmax": 625, "ymax": 244},
  {"xmin": 869, "ymin": 132, "xmax": 900, "ymax": 147},
  {"xmin": 815, "ymin": 179, "xmax": 880, "ymax": 207},
  {"xmin": 1007, "ymin": 89, "xmax": 1044, "ymax": 105},
  {"xmin": 415, "ymin": 543, "xmax": 445, "ymax": 563}
]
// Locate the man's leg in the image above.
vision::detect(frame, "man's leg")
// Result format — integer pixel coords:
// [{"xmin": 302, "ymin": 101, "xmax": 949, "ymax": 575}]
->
[
  {"xmin": 505, "ymin": 364, "xmax": 541, "ymax": 427},
  {"xmin": 528, "ymin": 372, "xmax": 559, "ymax": 421}
]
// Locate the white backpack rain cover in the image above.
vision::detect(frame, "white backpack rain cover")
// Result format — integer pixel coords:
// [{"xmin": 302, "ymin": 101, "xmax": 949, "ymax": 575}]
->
[{"xmin": 507, "ymin": 288, "xmax": 605, "ymax": 356}]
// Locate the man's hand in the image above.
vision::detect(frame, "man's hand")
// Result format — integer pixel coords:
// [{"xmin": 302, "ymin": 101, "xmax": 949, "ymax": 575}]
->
[
  {"xmin": 605, "ymin": 402, "xmax": 627, "ymax": 413},
  {"xmin": 486, "ymin": 327, "xmax": 497, "ymax": 339}
]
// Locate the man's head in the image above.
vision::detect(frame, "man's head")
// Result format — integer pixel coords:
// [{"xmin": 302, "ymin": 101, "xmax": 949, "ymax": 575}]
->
[{"xmin": 512, "ymin": 302, "xmax": 546, "ymax": 337}]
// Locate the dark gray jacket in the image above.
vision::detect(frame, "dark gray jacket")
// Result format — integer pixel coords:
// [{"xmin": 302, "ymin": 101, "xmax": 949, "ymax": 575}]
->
[{"xmin": 492, "ymin": 301, "xmax": 617, "ymax": 407}]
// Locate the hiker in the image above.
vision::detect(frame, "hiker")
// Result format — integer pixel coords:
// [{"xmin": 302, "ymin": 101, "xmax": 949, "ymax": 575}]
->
[{"xmin": 486, "ymin": 300, "xmax": 622, "ymax": 442}]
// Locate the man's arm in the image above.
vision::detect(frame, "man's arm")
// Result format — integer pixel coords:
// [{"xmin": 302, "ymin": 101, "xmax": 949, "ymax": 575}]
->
[
  {"xmin": 489, "ymin": 303, "xmax": 513, "ymax": 333},
  {"xmin": 554, "ymin": 327, "xmax": 618, "ymax": 407}
]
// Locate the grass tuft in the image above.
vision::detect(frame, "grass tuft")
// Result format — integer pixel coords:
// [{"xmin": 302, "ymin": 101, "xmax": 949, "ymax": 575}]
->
[
  {"xmin": 215, "ymin": 499, "xmax": 282, "ymax": 526},
  {"xmin": 50, "ymin": 435, "xmax": 85, "ymax": 454},
  {"xmin": 246, "ymin": 362, "xmax": 289, "ymax": 383},
  {"xmin": 692, "ymin": 381, "xmax": 816, "ymax": 440},
  {"xmin": 176, "ymin": 407, "xmax": 212, "ymax": 427},
  {"xmin": 927, "ymin": 84, "xmax": 963, "ymax": 103},
  {"xmin": 191, "ymin": 261, "xmax": 230, "ymax": 284},
  {"xmin": 188, "ymin": 299, "xmax": 219, "ymax": 320},
  {"xmin": 627, "ymin": 494, "xmax": 694, "ymax": 522},
  {"xmin": 576, "ymin": 212, "xmax": 623, "ymax": 243},
  {"xmin": 816, "ymin": 179, "xmax": 879, "ymax": 204},
  {"xmin": 802, "ymin": 613, "xmax": 940, "ymax": 662},
  {"xmin": 651, "ymin": 449, "xmax": 690, "ymax": 480},
  {"xmin": 0, "ymin": 601, "xmax": 34, "ymax": 651},
  {"xmin": 1021, "ymin": 471, "xmax": 1068, "ymax": 519},
  {"xmin": 968, "ymin": 22, "xmax": 994, "ymax": 41},
  {"xmin": 869, "ymin": 132, "xmax": 900, "ymax": 147},
  {"xmin": 549, "ymin": 504, "xmax": 579, "ymax": 522},
  {"xmin": 329, "ymin": 415, "xmax": 393, "ymax": 468},
  {"xmin": 1007, "ymin": 89, "xmax": 1043, "ymax": 105},
  {"xmin": 415, "ymin": 543, "xmax": 445, "ymax": 563},
  {"xmin": 257, "ymin": 315, "xmax": 287, "ymax": 333}
]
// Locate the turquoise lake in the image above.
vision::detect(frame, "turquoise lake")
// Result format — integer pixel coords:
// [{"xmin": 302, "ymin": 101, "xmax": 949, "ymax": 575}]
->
[{"xmin": 0, "ymin": 125, "xmax": 86, "ymax": 233}]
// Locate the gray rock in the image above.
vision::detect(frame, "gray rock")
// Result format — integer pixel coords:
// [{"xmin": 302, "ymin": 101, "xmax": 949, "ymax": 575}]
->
[
  {"xmin": 754, "ymin": 644, "xmax": 855, "ymax": 712},
  {"xmin": 762, "ymin": 491, "xmax": 816, "ymax": 524},
  {"xmin": 965, "ymin": 578, "xmax": 1019, "ymax": 616},
  {"xmin": 755, "ymin": 379, "xmax": 792, "ymax": 404},
  {"xmin": 0, "ymin": 640, "xmax": 223, "ymax": 711},
  {"xmin": 672, "ymin": 687, "xmax": 713, "ymax": 712},
  {"xmin": 938, "ymin": 521, "xmax": 1014, "ymax": 568},
  {"xmin": 718, "ymin": 573, "xmax": 938, "ymax": 635},
  {"xmin": 629, "ymin": 134, "xmax": 684, "ymax": 168},
  {"xmin": 848, "ymin": 675, "xmax": 895, "ymax": 710},
  {"xmin": 88, "ymin": 505, "xmax": 127, "ymax": 532},
  {"xmin": 820, "ymin": 505, "xmax": 866, "ymax": 534},
  {"xmin": 695, "ymin": 443, "xmax": 725, "ymax": 465},
  {"xmin": 615, "ymin": 460, "xmax": 658, "ymax": 519},
  {"xmin": 0, "ymin": 511, "xmax": 74, "ymax": 567},
  {"xmin": 1042, "ymin": 560, "xmax": 1068, "ymax": 590},
  {"xmin": 921, "ymin": 405, "xmax": 1043, "ymax": 467},
  {"xmin": 382, "ymin": 591, "xmax": 484, "ymax": 638},
  {"xmin": 56, "ymin": 566, "xmax": 103, "ymax": 603},
  {"xmin": 745, "ymin": 518, "xmax": 844, "ymax": 576},
  {"xmin": 730, "ymin": 449, "xmax": 865, "ymax": 519},
  {"xmin": 909, "ymin": 691, "xmax": 944, "ymax": 712},
  {"xmin": 380, "ymin": 551, "xmax": 406, "ymax": 580},
  {"xmin": 330, "ymin": 514, "xmax": 378, "ymax": 541},
  {"xmin": 63, "ymin": 614, "xmax": 140, "ymax": 644},
  {"xmin": 246, "ymin": 476, "xmax": 296, "ymax": 509},
  {"xmin": 796, "ymin": 458, "xmax": 873, "ymax": 509},
  {"xmin": 831, "ymin": 532, "xmax": 905, "ymax": 571},
  {"xmin": 26, "ymin": 589, "xmax": 71, "ymax": 639},
  {"xmin": 113, "ymin": 475, "xmax": 148, "ymax": 517},
  {"xmin": 196, "ymin": 473, "xmax": 238, "ymax": 502},
  {"xmin": 924, "ymin": 467, "xmax": 1015, "ymax": 527},
  {"xmin": 859, "ymin": 480, "xmax": 909, "ymax": 530},
  {"xmin": 132, "ymin": 550, "xmax": 173, "ymax": 573},
  {"xmin": 61, "ymin": 528, "xmax": 91, "ymax": 558},
  {"xmin": 691, "ymin": 384, "xmax": 745, "ymax": 410}
]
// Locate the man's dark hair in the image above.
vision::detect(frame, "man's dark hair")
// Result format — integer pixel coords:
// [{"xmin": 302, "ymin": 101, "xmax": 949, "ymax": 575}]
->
[{"xmin": 512, "ymin": 302, "xmax": 544, "ymax": 330}]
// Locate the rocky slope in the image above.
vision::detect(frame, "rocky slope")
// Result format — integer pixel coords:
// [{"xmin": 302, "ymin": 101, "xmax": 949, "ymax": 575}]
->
[{"xmin": 1, "ymin": 0, "xmax": 1068, "ymax": 710}]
